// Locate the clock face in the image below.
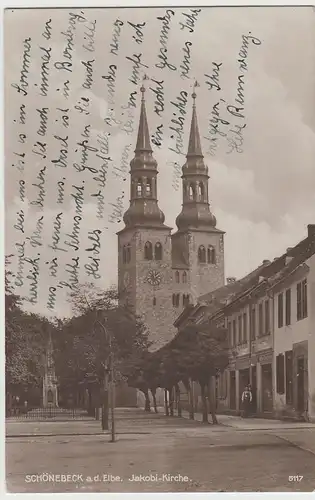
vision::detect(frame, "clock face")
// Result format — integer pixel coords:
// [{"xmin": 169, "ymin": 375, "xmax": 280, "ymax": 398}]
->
[
  {"xmin": 146, "ymin": 270, "xmax": 162, "ymax": 286},
  {"xmin": 123, "ymin": 271, "xmax": 130, "ymax": 287}
]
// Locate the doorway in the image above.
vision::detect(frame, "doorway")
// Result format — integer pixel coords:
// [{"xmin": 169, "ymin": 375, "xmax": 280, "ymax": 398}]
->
[
  {"xmin": 261, "ymin": 363, "xmax": 273, "ymax": 413},
  {"xmin": 230, "ymin": 371, "xmax": 236, "ymax": 410}
]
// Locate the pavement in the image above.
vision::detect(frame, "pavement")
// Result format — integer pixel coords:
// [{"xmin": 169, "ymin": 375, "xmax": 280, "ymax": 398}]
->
[{"xmin": 5, "ymin": 408, "xmax": 315, "ymax": 493}]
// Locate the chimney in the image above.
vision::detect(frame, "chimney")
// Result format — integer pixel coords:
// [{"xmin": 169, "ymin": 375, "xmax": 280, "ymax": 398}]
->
[
  {"xmin": 262, "ymin": 259, "xmax": 271, "ymax": 265},
  {"xmin": 227, "ymin": 277, "xmax": 236, "ymax": 285},
  {"xmin": 287, "ymin": 247, "xmax": 293, "ymax": 253},
  {"xmin": 308, "ymin": 224, "xmax": 315, "ymax": 237}
]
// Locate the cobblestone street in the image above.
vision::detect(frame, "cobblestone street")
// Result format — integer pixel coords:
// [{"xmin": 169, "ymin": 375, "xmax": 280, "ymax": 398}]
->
[{"xmin": 6, "ymin": 409, "xmax": 315, "ymax": 493}]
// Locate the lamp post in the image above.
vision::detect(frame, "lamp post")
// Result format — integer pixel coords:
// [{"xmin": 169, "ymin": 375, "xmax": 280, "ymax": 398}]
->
[{"xmin": 95, "ymin": 319, "xmax": 116, "ymax": 443}]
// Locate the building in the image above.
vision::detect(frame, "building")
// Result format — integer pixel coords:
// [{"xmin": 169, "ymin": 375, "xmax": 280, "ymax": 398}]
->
[
  {"xmin": 117, "ymin": 84, "xmax": 225, "ymax": 350},
  {"xmin": 175, "ymin": 225, "xmax": 315, "ymax": 421}
]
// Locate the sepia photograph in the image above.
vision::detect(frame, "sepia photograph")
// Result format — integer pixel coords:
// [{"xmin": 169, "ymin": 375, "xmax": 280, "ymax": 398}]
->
[{"xmin": 4, "ymin": 4, "xmax": 315, "ymax": 494}]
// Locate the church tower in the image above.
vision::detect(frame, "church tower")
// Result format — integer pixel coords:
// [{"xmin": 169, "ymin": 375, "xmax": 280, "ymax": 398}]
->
[
  {"xmin": 118, "ymin": 84, "xmax": 176, "ymax": 349},
  {"xmin": 172, "ymin": 86, "xmax": 225, "ymax": 302}
]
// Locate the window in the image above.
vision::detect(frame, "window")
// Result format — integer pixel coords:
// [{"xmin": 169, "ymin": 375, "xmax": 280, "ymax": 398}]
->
[
  {"xmin": 183, "ymin": 294, "xmax": 190, "ymax": 307},
  {"xmin": 153, "ymin": 296, "xmax": 156, "ymax": 306},
  {"xmin": 285, "ymin": 288, "xmax": 291, "ymax": 326},
  {"xmin": 285, "ymin": 350, "xmax": 293, "ymax": 405},
  {"xmin": 207, "ymin": 245, "xmax": 216, "ymax": 264},
  {"xmin": 238, "ymin": 315, "xmax": 242, "ymax": 344},
  {"xmin": 232, "ymin": 319, "xmax": 237, "ymax": 346},
  {"xmin": 276, "ymin": 353, "xmax": 285, "ymax": 394},
  {"xmin": 265, "ymin": 300, "xmax": 270, "ymax": 334},
  {"xmin": 154, "ymin": 242, "xmax": 162, "ymax": 260},
  {"xmin": 258, "ymin": 303, "xmax": 263, "ymax": 336},
  {"xmin": 297, "ymin": 279, "xmax": 308, "ymax": 321},
  {"xmin": 243, "ymin": 313, "xmax": 247, "ymax": 342},
  {"xmin": 125, "ymin": 244, "xmax": 131, "ymax": 263},
  {"xmin": 189, "ymin": 184, "xmax": 194, "ymax": 200},
  {"xmin": 182, "ymin": 271, "xmax": 187, "ymax": 283},
  {"xmin": 228, "ymin": 321, "xmax": 232, "ymax": 347},
  {"xmin": 136, "ymin": 179, "xmax": 142, "ymax": 196},
  {"xmin": 145, "ymin": 179, "xmax": 152, "ymax": 196},
  {"xmin": 278, "ymin": 293, "xmax": 284, "ymax": 328},
  {"xmin": 198, "ymin": 182, "xmax": 205, "ymax": 200},
  {"xmin": 198, "ymin": 245, "xmax": 206, "ymax": 263},
  {"xmin": 175, "ymin": 271, "xmax": 180, "ymax": 283},
  {"xmin": 172, "ymin": 293, "xmax": 180, "ymax": 307},
  {"xmin": 144, "ymin": 241, "xmax": 153, "ymax": 260},
  {"xmin": 250, "ymin": 307, "xmax": 256, "ymax": 340}
]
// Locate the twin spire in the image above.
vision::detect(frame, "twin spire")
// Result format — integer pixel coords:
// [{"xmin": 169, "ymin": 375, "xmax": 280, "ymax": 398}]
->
[{"xmin": 123, "ymin": 78, "xmax": 217, "ymax": 231}]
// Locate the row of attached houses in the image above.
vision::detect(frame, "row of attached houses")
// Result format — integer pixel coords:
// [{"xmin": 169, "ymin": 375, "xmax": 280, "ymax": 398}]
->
[{"xmin": 175, "ymin": 224, "xmax": 315, "ymax": 422}]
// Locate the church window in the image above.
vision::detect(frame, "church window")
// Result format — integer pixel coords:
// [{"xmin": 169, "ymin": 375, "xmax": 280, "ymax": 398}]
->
[
  {"xmin": 207, "ymin": 245, "xmax": 216, "ymax": 264},
  {"xmin": 126, "ymin": 244, "xmax": 131, "ymax": 263},
  {"xmin": 144, "ymin": 241, "xmax": 153, "ymax": 260},
  {"xmin": 172, "ymin": 293, "xmax": 180, "ymax": 307},
  {"xmin": 189, "ymin": 183, "xmax": 195, "ymax": 200},
  {"xmin": 153, "ymin": 297, "xmax": 157, "ymax": 306},
  {"xmin": 175, "ymin": 271, "xmax": 180, "ymax": 283},
  {"xmin": 155, "ymin": 242, "xmax": 162, "ymax": 260},
  {"xmin": 183, "ymin": 294, "xmax": 190, "ymax": 307},
  {"xmin": 182, "ymin": 271, "xmax": 187, "ymax": 283},
  {"xmin": 145, "ymin": 179, "xmax": 152, "ymax": 196},
  {"xmin": 198, "ymin": 245, "xmax": 206, "ymax": 263},
  {"xmin": 136, "ymin": 179, "xmax": 142, "ymax": 197},
  {"xmin": 198, "ymin": 182, "xmax": 205, "ymax": 201}
]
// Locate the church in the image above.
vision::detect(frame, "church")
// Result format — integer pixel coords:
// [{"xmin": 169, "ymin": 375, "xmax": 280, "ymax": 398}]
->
[{"xmin": 117, "ymin": 83, "xmax": 225, "ymax": 349}]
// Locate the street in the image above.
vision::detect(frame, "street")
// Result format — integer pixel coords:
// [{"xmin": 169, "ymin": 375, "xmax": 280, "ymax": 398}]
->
[{"xmin": 6, "ymin": 409, "xmax": 315, "ymax": 492}]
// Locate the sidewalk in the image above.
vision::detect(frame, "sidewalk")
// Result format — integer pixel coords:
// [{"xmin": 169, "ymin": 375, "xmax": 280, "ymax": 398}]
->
[{"xmin": 181, "ymin": 410, "xmax": 315, "ymax": 431}]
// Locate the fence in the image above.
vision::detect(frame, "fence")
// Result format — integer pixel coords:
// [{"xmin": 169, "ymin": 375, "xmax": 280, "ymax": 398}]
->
[{"xmin": 6, "ymin": 406, "xmax": 92, "ymax": 420}]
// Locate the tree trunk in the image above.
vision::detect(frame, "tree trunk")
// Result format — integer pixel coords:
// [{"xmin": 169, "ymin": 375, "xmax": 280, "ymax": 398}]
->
[
  {"xmin": 151, "ymin": 388, "xmax": 158, "ymax": 413},
  {"xmin": 144, "ymin": 389, "xmax": 151, "ymax": 412},
  {"xmin": 200, "ymin": 383, "xmax": 209, "ymax": 424},
  {"xmin": 175, "ymin": 383, "xmax": 182, "ymax": 417},
  {"xmin": 164, "ymin": 389, "xmax": 169, "ymax": 416},
  {"xmin": 207, "ymin": 376, "xmax": 218, "ymax": 425},
  {"xmin": 188, "ymin": 380, "xmax": 194, "ymax": 420},
  {"xmin": 101, "ymin": 390, "xmax": 109, "ymax": 430},
  {"xmin": 169, "ymin": 387, "xmax": 174, "ymax": 416}
]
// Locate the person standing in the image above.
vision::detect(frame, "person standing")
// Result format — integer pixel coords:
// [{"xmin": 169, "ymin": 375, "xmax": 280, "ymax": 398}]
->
[{"xmin": 241, "ymin": 385, "xmax": 252, "ymax": 418}]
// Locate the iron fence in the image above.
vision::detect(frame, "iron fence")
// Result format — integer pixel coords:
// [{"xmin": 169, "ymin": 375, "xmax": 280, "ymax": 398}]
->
[{"xmin": 6, "ymin": 406, "xmax": 92, "ymax": 420}]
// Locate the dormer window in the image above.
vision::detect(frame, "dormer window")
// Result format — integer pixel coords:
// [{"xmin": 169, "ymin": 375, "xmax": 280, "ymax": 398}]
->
[
  {"xmin": 182, "ymin": 271, "xmax": 187, "ymax": 283},
  {"xmin": 175, "ymin": 271, "xmax": 180, "ymax": 283}
]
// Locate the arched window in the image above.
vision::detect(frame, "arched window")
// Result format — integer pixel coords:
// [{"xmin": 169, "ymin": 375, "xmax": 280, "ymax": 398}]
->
[
  {"xmin": 126, "ymin": 244, "xmax": 131, "ymax": 263},
  {"xmin": 198, "ymin": 245, "xmax": 206, "ymax": 263},
  {"xmin": 182, "ymin": 271, "xmax": 187, "ymax": 283},
  {"xmin": 145, "ymin": 179, "xmax": 152, "ymax": 196},
  {"xmin": 138, "ymin": 179, "xmax": 143, "ymax": 195},
  {"xmin": 198, "ymin": 182, "xmax": 205, "ymax": 201},
  {"xmin": 183, "ymin": 294, "xmax": 190, "ymax": 307},
  {"xmin": 153, "ymin": 296, "xmax": 156, "ymax": 306},
  {"xmin": 189, "ymin": 184, "xmax": 195, "ymax": 200},
  {"xmin": 155, "ymin": 242, "xmax": 162, "ymax": 260},
  {"xmin": 175, "ymin": 271, "xmax": 180, "ymax": 283},
  {"xmin": 144, "ymin": 241, "xmax": 153, "ymax": 260},
  {"xmin": 172, "ymin": 294, "xmax": 180, "ymax": 307},
  {"xmin": 207, "ymin": 245, "xmax": 216, "ymax": 264}
]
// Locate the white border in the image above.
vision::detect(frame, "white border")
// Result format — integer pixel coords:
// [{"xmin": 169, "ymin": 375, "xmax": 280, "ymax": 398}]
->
[{"xmin": 1, "ymin": 1, "xmax": 315, "ymax": 500}]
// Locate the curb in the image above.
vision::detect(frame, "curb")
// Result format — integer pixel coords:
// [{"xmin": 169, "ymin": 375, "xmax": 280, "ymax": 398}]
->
[{"xmin": 272, "ymin": 434, "xmax": 315, "ymax": 457}]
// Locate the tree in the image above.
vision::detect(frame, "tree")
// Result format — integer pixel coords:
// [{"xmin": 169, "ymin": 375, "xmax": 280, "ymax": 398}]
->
[{"xmin": 53, "ymin": 284, "xmax": 151, "ymax": 426}]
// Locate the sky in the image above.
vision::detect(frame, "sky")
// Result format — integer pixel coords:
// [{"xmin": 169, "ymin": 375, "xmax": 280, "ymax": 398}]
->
[{"xmin": 5, "ymin": 6, "xmax": 315, "ymax": 318}]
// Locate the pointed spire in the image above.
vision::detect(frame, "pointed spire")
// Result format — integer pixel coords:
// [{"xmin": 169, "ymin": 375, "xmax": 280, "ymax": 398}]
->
[
  {"xmin": 135, "ymin": 76, "xmax": 152, "ymax": 152},
  {"xmin": 187, "ymin": 81, "xmax": 203, "ymax": 158}
]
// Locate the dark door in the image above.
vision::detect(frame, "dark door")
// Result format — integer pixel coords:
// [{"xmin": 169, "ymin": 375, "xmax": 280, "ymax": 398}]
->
[
  {"xmin": 262, "ymin": 364, "xmax": 273, "ymax": 412},
  {"xmin": 230, "ymin": 371, "xmax": 236, "ymax": 410},
  {"xmin": 297, "ymin": 357, "xmax": 305, "ymax": 412}
]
